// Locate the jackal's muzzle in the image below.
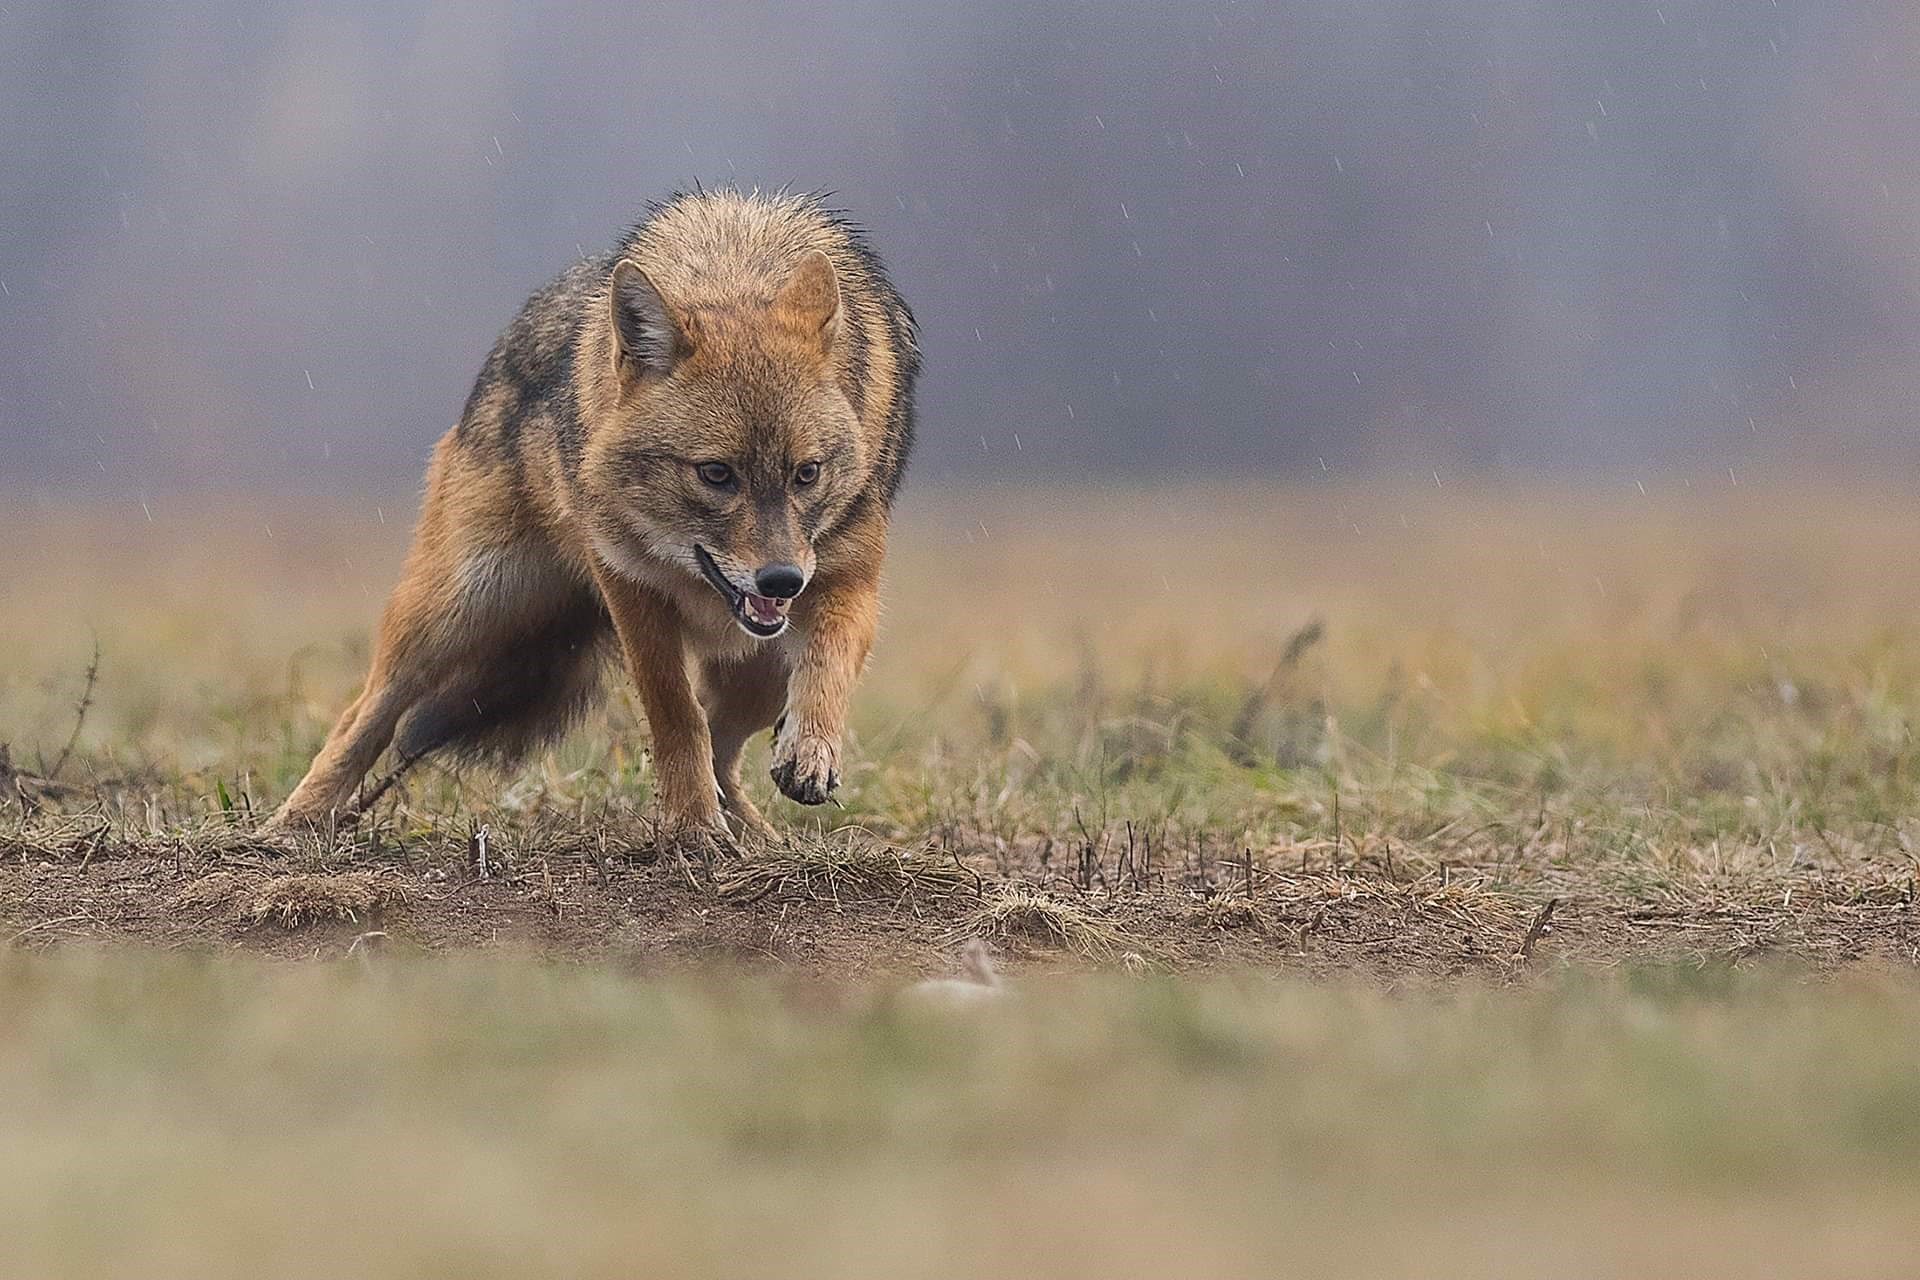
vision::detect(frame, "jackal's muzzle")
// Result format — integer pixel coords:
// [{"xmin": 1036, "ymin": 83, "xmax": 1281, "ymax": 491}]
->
[{"xmin": 694, "ymin": 544, "xmax": 798, "ymax": 638}]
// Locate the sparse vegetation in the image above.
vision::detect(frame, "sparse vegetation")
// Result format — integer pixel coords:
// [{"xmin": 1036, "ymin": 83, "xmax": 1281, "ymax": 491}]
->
[{"xmin": 5, "ymin": 480, "xmax": 1917, "ymax": 972}]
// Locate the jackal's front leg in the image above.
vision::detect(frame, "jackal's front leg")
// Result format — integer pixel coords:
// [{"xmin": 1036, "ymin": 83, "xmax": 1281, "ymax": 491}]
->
[
  {"xmin": 593, "ymin": 568, "xmax": 736, "ymax": 859},
  {"xmin": 772, "ymin": 576, "xmax": 879, "ymax": 805}
]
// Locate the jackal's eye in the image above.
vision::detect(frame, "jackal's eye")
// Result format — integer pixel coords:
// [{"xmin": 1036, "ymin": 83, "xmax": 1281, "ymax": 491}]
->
[
  {"xmin": 696, "ymin": 462, "xmax": 734, "ymax": 488},
  {"xmin": 793, "ymin": 461, "xmax": 821, "ymax": 487}
]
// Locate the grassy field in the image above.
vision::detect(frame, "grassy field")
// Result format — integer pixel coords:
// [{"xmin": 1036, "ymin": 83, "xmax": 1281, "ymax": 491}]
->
[
  {"xmin": 4, "ymin": 478, "xmax": 1918, "ymax": 970},
  {"xmin": 3, "ymin": 478, "xmax": 1920, "ymax": 1275},
  {"xmin": 6, "ymin": 953, "xmax": 1920, "ymax": 1278}
]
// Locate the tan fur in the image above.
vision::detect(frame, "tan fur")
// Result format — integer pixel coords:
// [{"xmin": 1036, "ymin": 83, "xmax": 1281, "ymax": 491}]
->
[{"xmin": 268, "ymin": 190, "xmax": 919, "ymax": 856}]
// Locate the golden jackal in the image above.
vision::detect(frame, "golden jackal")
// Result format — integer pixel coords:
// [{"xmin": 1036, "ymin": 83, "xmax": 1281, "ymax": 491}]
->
[{"xmin": 269, "ymin": 189, "xmax": 920, "ymax": 856}]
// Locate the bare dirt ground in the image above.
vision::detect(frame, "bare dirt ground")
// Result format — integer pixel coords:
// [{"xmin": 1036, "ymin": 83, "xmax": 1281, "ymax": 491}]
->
[{"xmin": 6, "ymin": 808, "xmax": 1916, "ymax": 980}]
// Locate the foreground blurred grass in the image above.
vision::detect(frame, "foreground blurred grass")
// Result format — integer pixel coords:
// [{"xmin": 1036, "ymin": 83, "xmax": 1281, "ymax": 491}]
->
[{"xmin": 4, "ymin": 951, "xmax": 1920, "ymax": 1279}]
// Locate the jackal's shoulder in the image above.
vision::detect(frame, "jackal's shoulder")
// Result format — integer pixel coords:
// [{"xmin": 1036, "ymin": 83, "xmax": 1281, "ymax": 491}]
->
[{"xmin": 452, "ymin": 253, "xmax": 609, "ymax": 461}]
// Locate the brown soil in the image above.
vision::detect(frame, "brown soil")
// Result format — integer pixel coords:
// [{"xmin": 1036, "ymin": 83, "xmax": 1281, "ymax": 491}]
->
[{"xmin": 5, "ymin": 819, "xmax": 1916, "ymax": 981}]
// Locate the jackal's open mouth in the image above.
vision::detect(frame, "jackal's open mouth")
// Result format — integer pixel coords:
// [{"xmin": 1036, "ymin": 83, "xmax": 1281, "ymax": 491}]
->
[{"xmin": 694, "ymin": 545, "xmax": 791, "ymax": 638}]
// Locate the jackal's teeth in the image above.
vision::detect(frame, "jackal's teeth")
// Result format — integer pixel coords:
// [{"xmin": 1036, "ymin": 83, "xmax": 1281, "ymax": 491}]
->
[{"xmin": 740, "ymin": 592, "xmax": 787, "ymax": 627}]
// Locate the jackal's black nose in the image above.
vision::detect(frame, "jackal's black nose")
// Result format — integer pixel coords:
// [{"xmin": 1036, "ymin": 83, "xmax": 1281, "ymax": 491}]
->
[{"xmin": 754, "ymin": 563, "xmax": 806, "ymax": 599}]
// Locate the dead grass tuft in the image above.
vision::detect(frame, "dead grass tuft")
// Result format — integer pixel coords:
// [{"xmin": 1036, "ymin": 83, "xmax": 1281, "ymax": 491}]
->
[
  {"xmin": 243, "ymin": 872, "xmax": 409, "ymax": 928},
  {"xmin": 715, "ymin": 832, "xmax": 980, "ymax": 906},
  {"xmin": 172, "ymin": 869, "xmax": 408, "ymax": 929},
  {"xmin": 960, "ymin": 884, "xmax": 1144, "ymax": 961},
  {"xmin": 171, "ymin": 871, "xmax": 250, "ymax": 915}
]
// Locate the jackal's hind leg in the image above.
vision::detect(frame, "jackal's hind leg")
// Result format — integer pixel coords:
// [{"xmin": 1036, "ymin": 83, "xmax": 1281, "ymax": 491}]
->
[{"xmin": 266, "ymin": 677, "xmax": 413, "ymax": 831}]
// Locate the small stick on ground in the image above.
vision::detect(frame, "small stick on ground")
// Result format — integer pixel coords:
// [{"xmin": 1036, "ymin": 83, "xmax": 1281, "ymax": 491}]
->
[
  {"xmin": 341, "ymin": 749, "xmax": 427, "ymax": 827},
  {"xmin": 5, "ymin": 912, "xmax": 98, "ymax": 948},
  {"xmin": 586, "ymin": 842, "xmax": 613, "ymax": 887},
  {"xmin": 468, "ymin": 823, "xmax": 492, "ymax": 879},
  {"xmin": 1515, "ymin": 897, "xmax": 1560, "ymax": 964},
  {"xmin": 75, "ymin": 821, "xmax": 110, "ymax": 871},
  {"xmin": 46, "ymin": 636, "xmax": 100, "ymax": 781}
]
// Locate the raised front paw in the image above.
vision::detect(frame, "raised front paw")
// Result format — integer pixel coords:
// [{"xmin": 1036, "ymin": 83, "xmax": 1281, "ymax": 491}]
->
[{"xmin": 770, "ymin": 729, "xmax": 839, "ymax": 806}]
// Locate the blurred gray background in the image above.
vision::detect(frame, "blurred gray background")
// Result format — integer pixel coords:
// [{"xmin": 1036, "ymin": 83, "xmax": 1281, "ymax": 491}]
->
[{"xmin": 3, "ymin": 0, "xmax": 1917, "ymax": 489}]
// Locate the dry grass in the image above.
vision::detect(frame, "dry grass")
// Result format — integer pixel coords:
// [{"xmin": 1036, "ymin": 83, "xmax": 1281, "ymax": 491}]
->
[
  {"xmin": 960, "ymin": 883, "xmax": 1145, "ymax": 960},
  {"xmin": 174, "ymin": 869, "xmax": 410, "ymax": 928},
  {"xmin": 714, "ymin": 831, "xmax": 980, "ymax": 906}
]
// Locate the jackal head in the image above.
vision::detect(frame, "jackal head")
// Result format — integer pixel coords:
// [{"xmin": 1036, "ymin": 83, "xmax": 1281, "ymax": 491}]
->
[{"xmin": 579, "ymin": 249, "xmax": 866, "ymax": 640}]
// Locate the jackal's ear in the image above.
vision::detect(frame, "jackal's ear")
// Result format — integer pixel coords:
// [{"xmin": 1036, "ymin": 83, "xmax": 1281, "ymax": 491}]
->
[
  {"xmin": 775, "ymin": 249, "xmax": 841, "ymax": 349},
  {"xmin": 609, "ymin": 259, "xmax": 688, "ymax": 377}
]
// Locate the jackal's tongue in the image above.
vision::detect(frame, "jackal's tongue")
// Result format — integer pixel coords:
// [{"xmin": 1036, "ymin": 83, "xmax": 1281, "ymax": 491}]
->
[{"xmin": 743, "ymin": 593, "xmax": 788, "ymax": 626}]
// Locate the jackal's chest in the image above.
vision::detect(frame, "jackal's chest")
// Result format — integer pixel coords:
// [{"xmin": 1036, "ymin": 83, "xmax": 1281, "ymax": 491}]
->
[{"xmin": 589, "ymin": 534, "xmax": 786, "ymax": 664}]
